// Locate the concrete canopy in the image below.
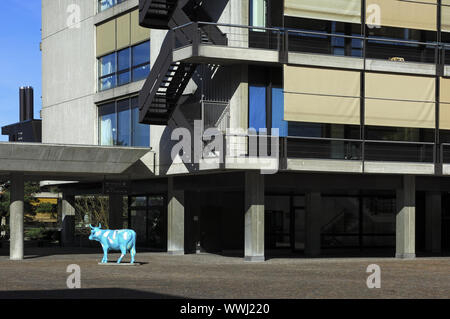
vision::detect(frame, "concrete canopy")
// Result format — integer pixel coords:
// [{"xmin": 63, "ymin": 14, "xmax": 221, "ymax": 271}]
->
[{"xmin": 0, "ymin": 142, "xmax": 154, "ymax": 181}]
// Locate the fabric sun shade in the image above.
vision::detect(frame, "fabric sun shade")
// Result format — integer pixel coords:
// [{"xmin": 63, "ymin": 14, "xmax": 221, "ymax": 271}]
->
[
  {"xmin": 365, "ymin": 73, "xmax": 436, "ymax": 129},
  {"xmin": 439, "ymin": 77, "xmax": 450, "ymax": 130},
  {"xmin": 97, "ymin": 10, "xmax": 150, "ymax": 57},
  {"xmin": 284, "ymin": 0, "xmax": 361, "ymax": 24},
  {"xmin": 284, "ymin": 66, "xmax": 361, "ymax": 125},
  {"xmin": 366, "ymin": 0, "xmax": 437, "ymax": 31}
]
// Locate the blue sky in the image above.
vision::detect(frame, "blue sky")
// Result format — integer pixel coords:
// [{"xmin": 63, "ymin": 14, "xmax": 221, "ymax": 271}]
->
[{"xmin": 0, "ymin": 1, "xmax": 41, "ymax": 141}]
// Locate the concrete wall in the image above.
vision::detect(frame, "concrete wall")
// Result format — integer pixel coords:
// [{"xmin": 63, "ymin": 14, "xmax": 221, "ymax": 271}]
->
[
  {"xmin": 42, "ymin": 0, "xmax": 144, "ymax": 146},
  {"xmin": 41, "ymin": 0, "xmax": 97, "ymax": 145}
]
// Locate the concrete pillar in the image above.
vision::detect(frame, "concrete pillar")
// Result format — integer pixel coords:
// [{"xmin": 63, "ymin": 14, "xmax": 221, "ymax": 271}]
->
[
  {"xmin": 1, "ymin": 216, "xmax": 6, "ymax": 237},
  {"xmin": 167, "ymin": 177, "xmax": 184, "ymax": 255},
  {"xmin": 109, "ymin": 195, "xmax": 124, "ymax": 230},
  {"xmin": 61, "ymin": 194, "xmax": 75, "ymax": 247},
  {"xmin": 305, "ymin": 192, "xmax": 322, "ymax": 257},
  {"xmin": 10, "ymin": 173, "xmax": 24, "ymax": 260},
  {"xmin": 244, "ymin": 172, "xmax": 265, "ymax": 262},
  {"xmin": 425, "ymin": 192, "xmax": 442, "ymax": 254},
  {"xmin": 396, "ymin": 175, "xmax": 416, "ymax": 259}
]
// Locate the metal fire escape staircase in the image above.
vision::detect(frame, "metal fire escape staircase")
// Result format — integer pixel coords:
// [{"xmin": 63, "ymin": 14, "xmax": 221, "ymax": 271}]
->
[{"xmin": 138, "ymin": 0, "xmax": 228, "ymax": 125}]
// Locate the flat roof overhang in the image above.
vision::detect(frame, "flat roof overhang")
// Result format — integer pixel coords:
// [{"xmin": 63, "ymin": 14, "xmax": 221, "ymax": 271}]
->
[{"xmin": 0, "ymin": 142, "xmax": 155, "ymax": 181}]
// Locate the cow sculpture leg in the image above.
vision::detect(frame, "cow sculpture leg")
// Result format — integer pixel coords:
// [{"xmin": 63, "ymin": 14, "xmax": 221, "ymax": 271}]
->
[
  {"xmin": 117, "ymin": 244, "xmax": 127, "ymax": 264},
  {"xmin": 130, "ymin": 244, "xmax": 136, "ymax": 264},
  {"xmin": 101, "ymin": 245, "xmax": 108, "ymax": 264}
]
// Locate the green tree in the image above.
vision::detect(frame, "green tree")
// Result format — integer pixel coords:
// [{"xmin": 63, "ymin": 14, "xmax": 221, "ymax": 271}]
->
[
  {"xmin": 0, "ymin": 181, "xmax": 41, "ymax": 220},
  {"xmin": 0, "ymin": 181, "xmax": 10, "ymax": 218}
]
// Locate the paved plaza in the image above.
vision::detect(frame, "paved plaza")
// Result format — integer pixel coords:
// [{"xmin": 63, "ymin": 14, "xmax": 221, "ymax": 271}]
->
[{"xmin": 0, "ymin": 247, "xmax": 449, "ymax": 299}]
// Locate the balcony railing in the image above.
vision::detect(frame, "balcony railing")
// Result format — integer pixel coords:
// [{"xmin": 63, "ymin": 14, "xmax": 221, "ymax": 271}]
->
[
  {"xmin": 171, "ymin": 22, "xmax": 448, "ymax": 69},
  {"xmin": 201, "ymin": 134, "xmax": 442, "ymax": 171},
  {"xmin": 282, "ymin": 137, "xmax": 435, "ymax": 164}
]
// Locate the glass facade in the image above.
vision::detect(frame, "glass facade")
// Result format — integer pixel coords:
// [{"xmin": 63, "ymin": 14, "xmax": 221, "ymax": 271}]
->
[
  {"xmin": 129, "ymin": 195, "xmax": 167, "ymax": 249},
  {"xmin": 99, "ymin": 96, "xmax": 150, "ymax": 147},
  {"xmin": 98, "ymin": 0, "xmax": 128, "ymax": 13},
  {"xmin": 98, "ymin": 41, "xmax": 150, "ymax": 91}
]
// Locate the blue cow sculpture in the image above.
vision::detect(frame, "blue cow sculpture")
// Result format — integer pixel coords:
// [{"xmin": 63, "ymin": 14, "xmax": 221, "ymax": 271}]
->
[{"xmin": 89, "ymin": 224, "xmax": 137, "ymax": 264}]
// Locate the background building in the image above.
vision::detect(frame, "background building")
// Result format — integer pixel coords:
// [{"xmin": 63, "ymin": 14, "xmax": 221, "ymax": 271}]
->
[{"xmin": 39, "ymin": 0, "xmax": 450, "ymax": 260}]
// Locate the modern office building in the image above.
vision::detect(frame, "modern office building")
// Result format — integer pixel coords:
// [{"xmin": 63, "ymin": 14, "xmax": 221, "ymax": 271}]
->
[{"xmin": 37, "ymin": 0, "xmax": 450, "ymax": 261}]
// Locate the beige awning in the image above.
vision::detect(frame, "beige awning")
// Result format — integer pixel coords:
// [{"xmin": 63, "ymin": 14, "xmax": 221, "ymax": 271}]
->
[
  {"xmin": 131, "ymin": 10, "xmax": 151, "ymax": 45},
  {"xmin": 96, "ymin": 9, "xmax": 150, "ymax": 57},
  {"xmin": 365, "ymin": 73, "xmax": 436, "ymax": 129},
  {"xmin": 442, "ymin": 0, "xmax": 450, "ymax": 32},
  {"xmin": 285, "ymin": 0, "xmax": 361, "ymax": 24},
  {"xmin": 284, "ymin": 66, "xmax": 361, "ymax": 125},
  {"xmin": 366, "ymin": 0, "xmax": 437, "ymax": 31},
  {"xmin": 440, "ymin": 77, "xmax": 450, "ymax": 129},
  {"xmin": 116, "ymin": 13, "xmax": 131, "ymax": 50},
  {"xmin": 96, "ymin": 19, "xmax": 116, "ymax": 57}
]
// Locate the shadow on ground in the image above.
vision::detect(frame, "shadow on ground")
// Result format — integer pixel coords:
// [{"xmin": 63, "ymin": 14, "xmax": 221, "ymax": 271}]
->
[
  {"xmin": 0, "ymin": 245, "xmax": 162, "ymax": 259},
  {"xmin": 215, "ymin": 248, "xmax": 449, "ymax": 260},
  {"xmin": 0, "ymin": 288, "xmax": 182, "ymax": 299}
]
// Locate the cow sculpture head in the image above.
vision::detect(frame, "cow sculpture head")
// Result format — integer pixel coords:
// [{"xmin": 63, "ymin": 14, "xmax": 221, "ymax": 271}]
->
[{"xmin": 89, "ymin": 224, "xmax": 103, "ymax": 241}]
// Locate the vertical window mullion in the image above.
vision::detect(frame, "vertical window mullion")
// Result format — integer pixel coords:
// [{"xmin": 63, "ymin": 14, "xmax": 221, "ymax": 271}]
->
[
  {"xmin": 115, "ymin": 100, "xmax": 118, "ymax": 146},
  {"xmin": 131, "ymin": 44, "xmax": 134, "ymax": 81},
  {"xmin": 116, "ymin": 51, "xmax": 118, "ymax": 88},
  {"xmin": 129, "ymin": 97, "xmax": 132, "ymax": 146}
]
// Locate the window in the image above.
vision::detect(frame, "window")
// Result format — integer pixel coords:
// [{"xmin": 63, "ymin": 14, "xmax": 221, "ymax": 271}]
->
[
  {"xmin": 98, "ymin": 0, "xmax": 128, "ymax": 13},
  {"xmin": 132, "ymin": 42, "xmax": 151, "ymax": 82},
  {"xmin": 250, "ymin": 0, "xmax": 267, "ymax": 29},
  {"xmin": 98, "ymin": 97, "xmax": 150, "ymax": 147},
  {"xmin": 99, "ymin": 53, "xmax": 116, "ymax": 91},
  {"xmin": 99, "ymin": 102, "xmax": 117, "ymax": 146},
  {"xmin": 98, "ymin": 41, "xmax": 150, "ymax": 91},
  {"xmin": 285, "ymin": 17, "xmax": 363, "ymax": 57},
  {"xmin": 118, "ymin": 48, "xmax": 131, "ymax": 86}
]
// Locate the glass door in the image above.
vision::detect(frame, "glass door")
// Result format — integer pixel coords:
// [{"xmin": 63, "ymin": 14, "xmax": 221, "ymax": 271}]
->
[
  {"xmin": 265, "ymin": 195, "xmax": 291, "ymax": 250},
  {"xmin": 129, "ymin": 195, "xmax": 166, "ymax": 250}
]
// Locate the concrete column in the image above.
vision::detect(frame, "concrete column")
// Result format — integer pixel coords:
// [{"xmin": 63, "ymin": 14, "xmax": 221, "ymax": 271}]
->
[
  {"xmin": 1, "ymin": 216, "xmax": 6, "ymax": 237},
  {"xmin": 396, "ymin": 175, "xmax": 416, "ymax": 259},
  {"xmin": 109, "ymin": 195, "xmax": 124, "ymax": 230},
  {"xmin": 167, "ymin": 177, "xmax": 184, "ymax": 255},
  {"xmin": 305, "ymin": 192, "xmax": 322, "ymax": 257},
  {"xmin": 425, "ymin": 192, "xmax": 442, "ymax": 254},
  {"xmin": 244, "ymin": 172, "xmax": 265, "ymax": 262},
  {"xmin": 10, "ymin": 173, "xmax": 24, "ymax": 260},
  {"xmin": 61, "ymin": 194, "xmax": 75, "ymax": 247}
]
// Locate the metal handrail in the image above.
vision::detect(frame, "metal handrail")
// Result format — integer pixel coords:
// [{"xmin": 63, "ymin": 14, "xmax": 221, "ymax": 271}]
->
[
  {"xmin": 218, "ymin": 134, "xmax": 437, "ymax": 164},
  {"xmin": 173, "ymin": 21, "xmax": 441, "ymax": 49},
  {"xmin": 223, "ymin": 133, "xmax": 434, "ymax": 146}
]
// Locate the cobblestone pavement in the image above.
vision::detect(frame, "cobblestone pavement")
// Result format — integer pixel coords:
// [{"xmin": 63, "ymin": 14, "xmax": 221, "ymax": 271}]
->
[{"xmin": 0, "ymin": 248, "xmax": 449, "ymax": 299}]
